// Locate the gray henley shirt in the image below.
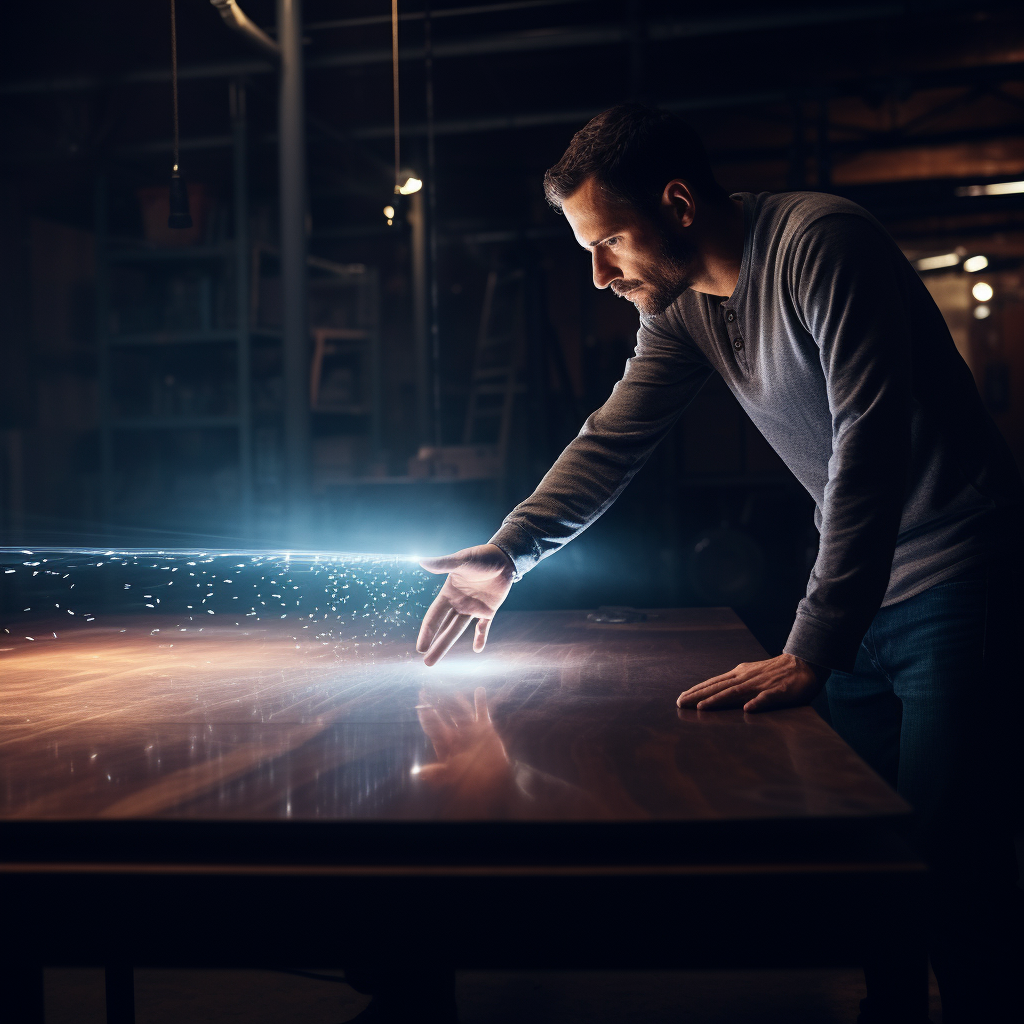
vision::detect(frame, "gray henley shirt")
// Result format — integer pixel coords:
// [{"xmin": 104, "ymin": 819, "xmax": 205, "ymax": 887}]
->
[{"xmin": 490, "ymin": 191, "xmax": 1022, "ymax": 672}]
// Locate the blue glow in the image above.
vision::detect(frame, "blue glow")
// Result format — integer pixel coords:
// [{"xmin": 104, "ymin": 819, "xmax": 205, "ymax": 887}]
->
[{"xmin": 0, "ymin": 547, "xmax": 437, "ymax": 650}]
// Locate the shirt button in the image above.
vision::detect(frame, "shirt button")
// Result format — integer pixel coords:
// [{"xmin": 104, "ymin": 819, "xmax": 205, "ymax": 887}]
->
[
  {"xmin": 726, "ymin": 310, "xmax": 736, "ymax": 322},
  {"xmin": 733, "ymin": 337, "xmax": 744, "ymax": 350}
]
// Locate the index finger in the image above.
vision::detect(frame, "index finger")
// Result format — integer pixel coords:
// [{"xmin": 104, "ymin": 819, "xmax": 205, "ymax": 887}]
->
[
  {"xmin": 677, "ymin": 677, "xmax": 746, "ymax": 708},
  {"xmin": 423, "ymin": 612, "xmax": 473, "ymax": 666},
  {"xmin": 682, "ymin": 668, "xmax": 739, "ymax": 694},
  {"xmin": 417, "ymin": 593, "xmax": 454, "ymax": 653},
  {"xmin": 417, "ymin": 704, "xmax": 453, "ymax": 758}
]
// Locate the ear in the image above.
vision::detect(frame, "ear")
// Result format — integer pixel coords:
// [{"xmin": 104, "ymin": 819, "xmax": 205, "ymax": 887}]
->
[{"xmin": 661, "ymin": 179, "xmax": 696, "ymax": 228}]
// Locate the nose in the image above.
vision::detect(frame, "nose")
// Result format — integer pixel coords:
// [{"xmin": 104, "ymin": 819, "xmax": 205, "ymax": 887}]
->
[{"xmin": 592, "ymin": 247, "xmax": 621, "ymax": 290}]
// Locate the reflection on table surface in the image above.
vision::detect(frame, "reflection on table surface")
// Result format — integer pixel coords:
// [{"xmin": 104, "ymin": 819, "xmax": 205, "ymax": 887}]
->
[{"xmin": 0, "ymin": 609, "xmax": 906, "ymax": 823}]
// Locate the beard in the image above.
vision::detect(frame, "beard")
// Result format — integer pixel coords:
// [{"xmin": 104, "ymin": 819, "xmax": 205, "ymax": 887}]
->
[{"xmin": 610, "ymin": 221, "xmax": 697, "ymax": 317}]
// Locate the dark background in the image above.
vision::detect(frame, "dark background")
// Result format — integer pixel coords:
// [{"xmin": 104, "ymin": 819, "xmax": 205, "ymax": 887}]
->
[{"xmin": 0, "ymin": 0, "xmax": 1021, "ymax": 657}]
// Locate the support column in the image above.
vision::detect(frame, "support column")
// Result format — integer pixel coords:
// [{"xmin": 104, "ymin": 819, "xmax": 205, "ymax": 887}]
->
[
  {"xmin": 95, "ymin": 172, "xmax": 114, "ymax": 536},
  {"xmin": 232, "ymin": 79, "xmax": 253, "ymax": 539},
  {"xmin": 410, "ymin": 189, "xmax": 430, "ymax": 446},
  {"xmin": 277, "ymin": 0, "xmax": 310, "ymax": 544}
]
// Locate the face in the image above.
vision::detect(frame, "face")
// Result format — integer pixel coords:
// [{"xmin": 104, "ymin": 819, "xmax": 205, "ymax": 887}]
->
[{"xmin": 562, "ymin": 177, "xmax": 697, "ymax": 317}]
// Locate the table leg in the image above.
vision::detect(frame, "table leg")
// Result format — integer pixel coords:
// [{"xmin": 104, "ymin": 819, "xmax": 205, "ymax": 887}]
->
[
  {"xmin": 0, "ymin": 965, "xmax": 44, "ymax": 1024},
  {"xmin": 104, "ymin": 966, "xmax": 134, "ymax": 1024}
]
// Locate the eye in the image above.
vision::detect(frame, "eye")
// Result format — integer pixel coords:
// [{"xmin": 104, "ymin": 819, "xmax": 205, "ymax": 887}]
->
[{"xmin": 606, "ymin": 237, "xmax": 619, "ymax": 246}]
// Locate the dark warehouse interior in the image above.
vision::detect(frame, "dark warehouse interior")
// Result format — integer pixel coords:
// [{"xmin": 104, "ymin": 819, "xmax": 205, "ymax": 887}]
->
[
  {"xmin": 2, "ymin": 0, "xmax": 1021, "ymax": 642},
  {"xmin": 0, "ymin": 1, "xmax": 1022, "ymax": 1022}
]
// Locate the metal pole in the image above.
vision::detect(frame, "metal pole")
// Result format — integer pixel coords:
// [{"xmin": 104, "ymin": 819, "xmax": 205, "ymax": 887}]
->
[
  {"xmin": 410, "ymin": 189, "xmax": 430, "ymax": 445},
  {"xmin": 277, "ymin": 0, "xmax": 310, "ymax": 542},
  {"xmin": 425, "ymin": 2, "xmax": 442, "ymax": 447},
  {"xmin": 95, "ymin": 171, "xmax": 114, "ymax": 537},
  {"xmin": 231, "ymin": 80, "xmax": 253, "ymax": 539}
]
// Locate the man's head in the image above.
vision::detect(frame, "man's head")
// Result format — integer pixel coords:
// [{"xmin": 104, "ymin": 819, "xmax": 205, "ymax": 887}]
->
[{"xmin": 544, "ymin": 104, "xmax": 730, "ymax": 316}]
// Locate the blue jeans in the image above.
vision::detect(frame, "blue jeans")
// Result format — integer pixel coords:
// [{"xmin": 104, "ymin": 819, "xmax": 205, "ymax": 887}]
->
[{"xmin": 827, "ymin": 564, "xmax": 1020, "ymax": 1023}]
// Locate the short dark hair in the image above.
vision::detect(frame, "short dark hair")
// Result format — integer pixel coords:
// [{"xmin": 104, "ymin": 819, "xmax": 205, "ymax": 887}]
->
[{"xmin": 543, "ymin": 104, "xmax": 729, "ymax": 214}]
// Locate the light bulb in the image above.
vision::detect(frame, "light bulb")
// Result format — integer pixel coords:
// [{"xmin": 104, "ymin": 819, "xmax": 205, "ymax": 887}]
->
[
  {"xmin": 955, "ymin": 180, "xmax": 1024, "ymax": 197},
  {"xmin": 963, "ymin": 255, "xmax": 988, "ymax": 273},
  {"xmin": 397, "ymin": 177, "xmax": 423, "ymax": 195},
  {"xmin": 973, "ymin": 305, "xmax": 991, "ymax": 320},
  {"xmin": 972, "ymin": 282, "xmax": 993, "ymax": 302},
  {"xmin": 383, "ymin": 205, "xmax": 395, "ymax": 219},
  {"xmin": 914, "ymin": 253, "xmax": 959, "ymax": 271}
]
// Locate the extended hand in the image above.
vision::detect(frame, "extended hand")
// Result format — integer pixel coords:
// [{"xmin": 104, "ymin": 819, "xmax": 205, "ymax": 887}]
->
[
  {"xmin": 675, "ymin": 653, "xmax": 827, "ymax": 713},
  {"xmin": 416, "ymin": 544, "xmax": 515, "ymax": 665}
]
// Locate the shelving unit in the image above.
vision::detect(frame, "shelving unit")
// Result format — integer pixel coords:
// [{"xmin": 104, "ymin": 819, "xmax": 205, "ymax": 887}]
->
[
  {"xmin": 250, "ymin": 246, "xmax": 381, "ymax": 498},
  {"xmin": 95, "ymin": 83, "xmax": 381, "ymax": 538}
]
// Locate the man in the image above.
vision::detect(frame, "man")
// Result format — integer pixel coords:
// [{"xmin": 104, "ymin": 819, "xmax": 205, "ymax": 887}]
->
[{"xmin": 416, "ymin": 105, "xmax": 1021, "ymax": 1023}]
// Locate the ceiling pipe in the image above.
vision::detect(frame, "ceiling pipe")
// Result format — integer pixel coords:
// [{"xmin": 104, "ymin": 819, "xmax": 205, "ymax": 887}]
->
[
  {"xmin": 209, "ymin": 0, "xmax": 281, "ymax": 58},
  {"xmin": 276, "ymin": 0, "xmax": 311, "ymax": 542},
  {"xmin": 208, "ymin": 0, "xmax": 307, "ymax": 541}
]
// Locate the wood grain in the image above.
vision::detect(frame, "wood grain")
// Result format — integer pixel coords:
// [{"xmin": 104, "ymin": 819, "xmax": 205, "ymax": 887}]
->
[{"xmin": 0, "ymin": 609, "xmax": 907, "ymax": 823}]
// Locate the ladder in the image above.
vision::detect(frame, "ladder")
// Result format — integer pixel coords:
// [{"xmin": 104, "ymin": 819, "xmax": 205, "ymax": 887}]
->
[{"xmin": 462, "ymin": 269, "xmax": 526, "ymax": 467}]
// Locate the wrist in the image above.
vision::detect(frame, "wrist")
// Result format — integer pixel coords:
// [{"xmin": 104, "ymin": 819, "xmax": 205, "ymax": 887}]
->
[
  {"xmin": 486, "ymin": 543, "xmax": 519, "ymax": 582},
  {"xmin": 792, "ymin": 654, "xmax": 828, "ymax": 683}
]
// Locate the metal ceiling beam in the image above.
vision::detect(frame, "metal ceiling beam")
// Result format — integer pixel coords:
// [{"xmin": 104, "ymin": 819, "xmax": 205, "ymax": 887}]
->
[
  {"xmin": 102, "ymin": 117, "xmax": 1021, "ymax": 165},
  {"xmin": 0, "ymin": 4, "xmax": 912, "ymax": 95},
  {"xmin": 347, "ymin": 90, "xmax": 793, "ymax": 140},
  {"xmin": 301, "ymin": 0, "xmax": 591, "ymax": 33}
]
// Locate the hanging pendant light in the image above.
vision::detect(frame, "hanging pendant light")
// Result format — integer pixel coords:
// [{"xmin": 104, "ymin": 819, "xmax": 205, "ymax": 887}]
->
[
  {"xmin": 390, "ymin": 0, "xmax": 422, "ymax": 199},
  {"xmin": 168, "ymin": 0, "xmax": 193, "ymax": 229}
]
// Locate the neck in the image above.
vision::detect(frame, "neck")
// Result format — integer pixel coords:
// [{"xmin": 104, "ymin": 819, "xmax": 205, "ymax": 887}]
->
[{"xmin": 686, "ymin": 196, "xmax": 746, "ymax": 299}]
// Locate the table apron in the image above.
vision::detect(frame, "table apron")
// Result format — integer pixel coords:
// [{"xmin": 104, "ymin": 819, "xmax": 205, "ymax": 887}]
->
[{"xmin": 0, "ymin": 863, "xmax": 926, "ymax": 970}]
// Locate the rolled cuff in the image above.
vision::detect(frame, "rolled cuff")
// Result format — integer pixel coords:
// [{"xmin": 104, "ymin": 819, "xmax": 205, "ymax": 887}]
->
[
  {"xmin": 783, "ymin": 611, "xmax": 862, "ymax": 674},
  {"xmin": 489, "ymin": 521, "xmax": 543, "ymax": 581}
]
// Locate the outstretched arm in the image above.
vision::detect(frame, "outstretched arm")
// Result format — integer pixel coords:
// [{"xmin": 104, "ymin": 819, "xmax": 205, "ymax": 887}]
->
[
  {"xmin": 491, "ymin": 321, "xmax": 713, "ymax": 578},
  {"xmin": 417, "ymin": 322, "xmax": 712, "ymax": 665}
]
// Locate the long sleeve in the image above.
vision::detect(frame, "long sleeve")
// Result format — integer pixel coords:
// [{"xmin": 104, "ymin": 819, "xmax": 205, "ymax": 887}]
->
[
  {"xmin": 491, "ymin": 322, "xmax": 713, "ymax": 578},
  {"xmin": 783, "ymin": 213, "xmax": 914, "ymax": 671}
]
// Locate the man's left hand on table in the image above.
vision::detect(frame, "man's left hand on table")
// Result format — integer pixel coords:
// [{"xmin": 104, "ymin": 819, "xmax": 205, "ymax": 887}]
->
[{"xmin": 676, "ymin": 653, "xmax": 828, "ymax": 713}]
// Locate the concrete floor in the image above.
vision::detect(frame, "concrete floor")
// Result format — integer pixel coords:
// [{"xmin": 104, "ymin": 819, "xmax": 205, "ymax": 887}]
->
[{"xmin": 42, "ymin": 966, "xmax": 945, "ymax": 1024}]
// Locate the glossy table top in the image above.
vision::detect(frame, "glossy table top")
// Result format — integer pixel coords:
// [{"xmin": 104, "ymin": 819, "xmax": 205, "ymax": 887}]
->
[{"xmin": 0, "ymin": 608, "xmax": 906, "ymax": 828}]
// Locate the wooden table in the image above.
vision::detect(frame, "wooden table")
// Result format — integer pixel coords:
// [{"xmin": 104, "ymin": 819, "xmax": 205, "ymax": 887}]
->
[{"xmin": 0, "ymin": 608, "xmax": 926, "ymax": 1020}]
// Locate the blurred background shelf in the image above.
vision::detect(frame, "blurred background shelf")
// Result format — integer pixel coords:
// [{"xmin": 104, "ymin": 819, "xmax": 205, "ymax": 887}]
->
[{"xmin": 95, "ymin": 87, "xmax": 381, "ymax": 540}]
